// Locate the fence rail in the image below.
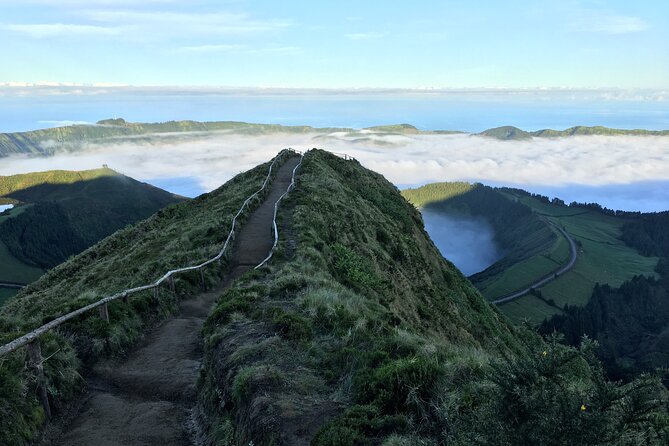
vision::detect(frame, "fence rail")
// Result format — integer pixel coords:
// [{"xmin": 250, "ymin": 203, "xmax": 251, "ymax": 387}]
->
[{"xmin": 0, "ymin": 149, "xmax": 297, "ymax": 359}]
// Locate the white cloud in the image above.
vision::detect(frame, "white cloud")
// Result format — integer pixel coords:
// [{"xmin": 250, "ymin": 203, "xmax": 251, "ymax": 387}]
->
[
  {"xmin": 568, "ymin": 14, "xmax": 649, "ymax": 35},
  {"xmin": 3, "ymin": 23, "xmax": 120, "ymax": 38},
  {"xmin": 81, "ymin": 10, "xmax": 291, "ymax": 36},
  {"xmin": 1, "ymin": 132, "xmax": 668, "ymax": 197}
]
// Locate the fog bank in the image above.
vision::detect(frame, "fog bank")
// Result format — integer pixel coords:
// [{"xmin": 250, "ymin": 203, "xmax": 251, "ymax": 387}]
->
[{"xmin": 421, "ymin": 209, "xmax": 503, "ymax": 276}]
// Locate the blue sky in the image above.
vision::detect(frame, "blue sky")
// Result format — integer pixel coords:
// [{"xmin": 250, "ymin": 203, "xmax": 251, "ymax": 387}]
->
[{"xmin": 0, "ymin": 0, "xmax": 667, "ymax": 88}]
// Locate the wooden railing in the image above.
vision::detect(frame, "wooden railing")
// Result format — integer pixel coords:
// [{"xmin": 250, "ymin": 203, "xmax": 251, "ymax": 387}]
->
[{"xmin": 0, "ymin": 150, "xmax": 295, "ymax": 360}]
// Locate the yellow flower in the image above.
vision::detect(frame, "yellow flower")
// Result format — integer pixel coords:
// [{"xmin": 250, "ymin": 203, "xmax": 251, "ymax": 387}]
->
[
  {"xmin": 542, "ymin": 350, "xmax": 547, "ymax": 357},
  {"xmin": 581, "ymin": 404, "xmax": 586, "ymax": 411}
]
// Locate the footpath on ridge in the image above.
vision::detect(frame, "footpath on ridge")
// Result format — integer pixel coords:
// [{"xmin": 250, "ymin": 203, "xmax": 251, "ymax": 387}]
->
[{"xmin": 43, "ymin": 155, "xmax": 302, "ymax": 446}]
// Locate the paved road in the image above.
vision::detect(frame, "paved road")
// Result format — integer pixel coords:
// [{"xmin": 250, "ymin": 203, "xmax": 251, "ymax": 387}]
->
[
  {"xmin": 492, "ymin": 219, "xmax": 578, "ymax": 305},
  {"xmin": 0, "ymin": 282, "xmax": 26, "ymax": 289}
]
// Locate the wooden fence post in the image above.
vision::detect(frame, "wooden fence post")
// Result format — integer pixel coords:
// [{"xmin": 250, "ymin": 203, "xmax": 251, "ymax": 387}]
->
[
  {"xmin": 169, "ymin": 276, "xmax": 175, "ymax": 293},
  {"xmin": 200, "ymin": 268, "xmax": 206, "ymax": 292},
  {"xmin": 98, "ymin": 302, "xmax": 109, "ymax": 322},
  {"xmin": 122, "ymin": 293, "xmax": 129, "ymax": 304},
  {"xmin": 27, "ymin": 340, "xmax": 52, "ymax": 419},
  {"xmin": 153, "ymin": 286, "xmax": 159, "ymax": 301}
]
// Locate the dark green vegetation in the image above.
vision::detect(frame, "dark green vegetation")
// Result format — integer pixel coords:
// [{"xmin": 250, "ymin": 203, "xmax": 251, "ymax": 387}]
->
[
  {"xmin": 403, "ymin": 183, "xmax": 659, "ymax": 325},
  {"xmin": 198, "ymin": 151, "xmax": 668, "ymax": 445},
  {"xmin": 541, "ymin": 212, "xmax": 669, "ymax": 383},
  {"xmin": 401, "ymin": 183, "xmax": 564, "ymax": 304},
  {"xmin": 479, "ymin": 125, "xmax": 669, "ymax": 140},
  {"xmin": 0, "ymin": 168, "xmax": 182, "ymax": 289},
  {"xmin": 0, "ymin": 154, "xmax": 292, "ymax": 444},
  {"xmin": 503, "ymin": 191, "xmax": 658, "ymax": 323}
]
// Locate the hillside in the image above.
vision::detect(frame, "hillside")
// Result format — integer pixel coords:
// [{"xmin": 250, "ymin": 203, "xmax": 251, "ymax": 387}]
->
[
  {"xmin": 1, "ymin": 151, "xmax": 667, "ymax": 445},
  {"xmin": 478, "ymin": 125, "xmax": 669, "ymax": 140},
  {"xmin": 477, "ymin": 126, "xmax": 533, "ymax": 140},
  {"xmin": 0, "ymin": 168, "xmax": 183, "ymax": 286},
  {"xmin": 0, "ymin": 119, "xmax": 348, "ymax": 157},
  {"xmin": 401, "ymin": 183, "xmax": 562, "ymax": 302},
  {"xmin": 3, "ymin": 120, "xmax": 667, "ymax": 158},
  {"xmin": 197, "ymin": 151, "xmax": 668, "ymax": 444},
  {"xmin": 402, "ymin": 182, "xmax": 660, "ymax": 324},
  {"xmin": 540, "ymin": 212, "xmax": 669, "ymax": 383}
]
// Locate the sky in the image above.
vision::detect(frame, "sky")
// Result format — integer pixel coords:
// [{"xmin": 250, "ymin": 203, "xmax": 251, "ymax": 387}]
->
[{"xmin": 1, "ymin": 0, "xmax": 668, "ymax": 89}]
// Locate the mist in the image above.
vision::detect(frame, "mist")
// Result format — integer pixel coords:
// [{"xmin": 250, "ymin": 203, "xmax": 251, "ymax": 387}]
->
[
  {"xmin": 421, "ymin": 209, "xmax": 503, "ymax": 276},
  {"xmin": 0, "ymin": 130, "xmax": 668, "ymax": 210}
]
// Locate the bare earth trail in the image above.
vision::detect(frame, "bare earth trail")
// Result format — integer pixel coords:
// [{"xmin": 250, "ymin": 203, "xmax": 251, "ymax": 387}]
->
[{"xmin": 46, "ymin": 156, "xmax": 301, "ymax": 446}]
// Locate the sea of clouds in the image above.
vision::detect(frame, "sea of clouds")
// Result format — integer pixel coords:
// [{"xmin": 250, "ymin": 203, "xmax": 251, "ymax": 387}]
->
[{"xmin": 1, "ymin": 130, "xmax": 668, "ymax": 211}]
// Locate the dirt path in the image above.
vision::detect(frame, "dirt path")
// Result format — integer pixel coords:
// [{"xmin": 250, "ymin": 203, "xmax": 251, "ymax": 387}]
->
[{"xmin": 47, "ymin": 156, "xmax": 301, "ymax": 446}]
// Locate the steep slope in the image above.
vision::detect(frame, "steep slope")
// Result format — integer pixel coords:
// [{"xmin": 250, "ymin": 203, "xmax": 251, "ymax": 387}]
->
[
  {"xmin": 401, "ymin": 183, "xmax": 558, "ymax": 296},
  {"xmin": 0, "ymin": 168, "xmax": 183, "ymax": 275},
  {"xmin": 0, "ymin": 152, "xmax": 296, "ymax": 444},
  {"xmin": 198, "ymin": 151, "xmax": 668, "ymax": 445}
]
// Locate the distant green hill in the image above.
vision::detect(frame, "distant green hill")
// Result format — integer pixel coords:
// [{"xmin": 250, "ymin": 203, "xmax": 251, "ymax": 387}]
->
[
  {"xmin": 0, "ymin": 167, "xmax": 183, "ymax": 284},
  {"xmin": 0, "ymin": 119, "xmax": 350, "ymax": 157},
  {"xmin": 478, "ymin": 126, "xmax": 533, "ymax": 140},
  {"xmin": 3, "ymin": 120, "xmax": 666, "ymax": 157},
  {"xmin": 478, "ymin": 125, "xmax": 669, "ymax": 140},
  {"xmin": 1, "ymin": 150, "xmax": 666, "ymax": 445}
]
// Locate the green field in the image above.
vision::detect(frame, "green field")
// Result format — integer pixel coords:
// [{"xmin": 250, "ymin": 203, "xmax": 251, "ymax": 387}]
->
[
  {"xmin": 498, "ymin": 195, "xmax": 659, "ymax": 323},
  {"xmin": 476, "ymin": 223, "xmax": 571, "ymax": 298},
  {"xmin": 0, "ymin": 240, "xmax": 44, "ymax": 283}
]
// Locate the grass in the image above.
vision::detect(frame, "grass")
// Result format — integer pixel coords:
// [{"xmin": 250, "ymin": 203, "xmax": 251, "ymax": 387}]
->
[
  {"xmin": 198, "ymin": 150, "xmax": 669, "ymax": 445},
  {"xmin": 0, "ymin": 151, "xmax": 295, "ymax": 445},
  {"xmin": 0, "ymin": 240, "xmax": 44, "ymax": 284},
  {"xmin": 501, "ymin": 195, "xmax": 659, "ymax": 316},
  {"xmin": 498, "ymin": 293, "xmax": 564, "ymax": 324},
  {"xmin": 476, "ymin": 225, "xmax": 570, "ymax": 299}
]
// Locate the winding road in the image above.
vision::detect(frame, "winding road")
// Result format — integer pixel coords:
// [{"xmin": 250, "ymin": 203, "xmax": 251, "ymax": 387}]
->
[
  {"xmin": 492, "ymin": 219, "xmax": 578, "ymax": 305},
  {"xmin": 0, "ymin": 281, "xmax": 26, "ymax": 289}
]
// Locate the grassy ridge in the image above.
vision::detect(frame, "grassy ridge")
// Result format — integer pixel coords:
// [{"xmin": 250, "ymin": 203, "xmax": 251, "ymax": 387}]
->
[
  {"xmin": 199, "ymin": 151, "xmax": 668, "ymax": 445},
  {"xmin": 0, "ymin": 153, "xmax": 291, "ymax": 445}
]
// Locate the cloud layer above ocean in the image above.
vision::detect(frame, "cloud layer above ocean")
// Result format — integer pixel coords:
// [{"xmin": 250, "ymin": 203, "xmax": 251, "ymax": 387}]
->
[{"xmin": 1, "ymin": 130, "xmax": 668, "ymax": 210}]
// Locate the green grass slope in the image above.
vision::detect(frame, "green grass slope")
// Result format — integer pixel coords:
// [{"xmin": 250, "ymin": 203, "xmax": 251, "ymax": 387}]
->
[
  {"xmin": 506, "ymin": 193, "xmax": 659, "ymax": 323},
  {"xmin": 0, "ymin": 152, "xmax": 295, "ymax": 444},
  {"xmin": 198, "ymin": 151, "xmax": 668, "ymax": 445},
  {"xmin": 0, "ymin": 168, "xmax": 184, "ymax": 283},
  {"xmin": 402, "ymin": 183, "xmax": 660, "ymax": 325}
]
